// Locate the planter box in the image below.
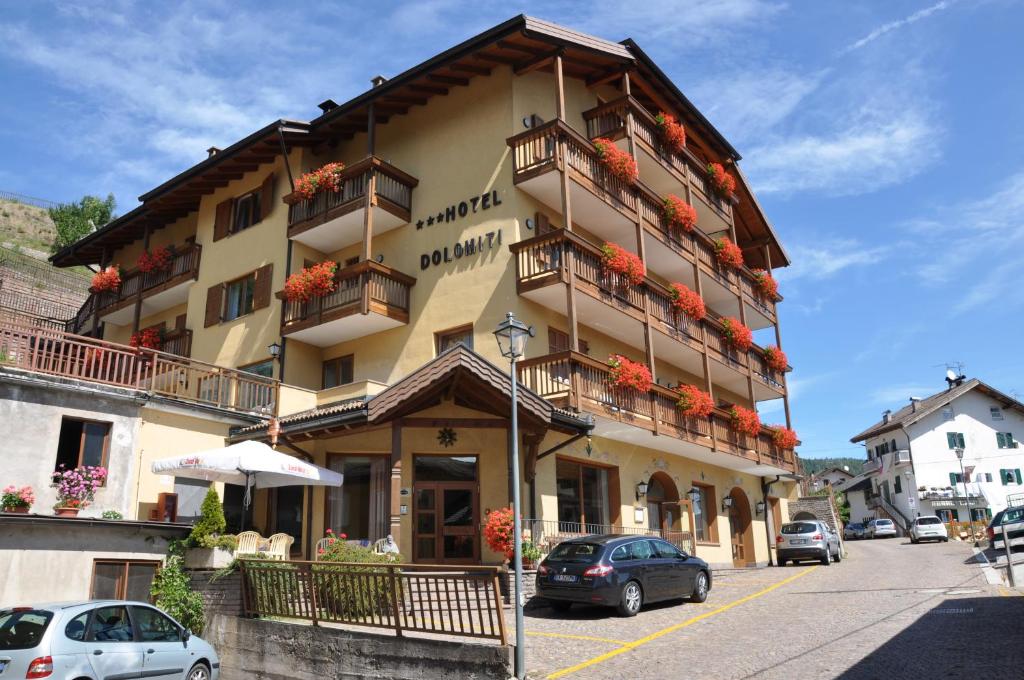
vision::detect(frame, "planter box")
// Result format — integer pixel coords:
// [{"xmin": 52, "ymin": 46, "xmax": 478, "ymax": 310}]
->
[{"xmin": 184, "ymin": 547, "xmax": 234, "ymax": 569}]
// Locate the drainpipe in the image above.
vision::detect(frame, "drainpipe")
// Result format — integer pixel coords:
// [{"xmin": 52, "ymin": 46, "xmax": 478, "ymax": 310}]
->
[
  {"xmin": 900, "ymin": 423, "xmax": 918, "ymax": 521},
  {"xmin": 762, "ymin": 475, "xmax": 781, "ymax": 566}
]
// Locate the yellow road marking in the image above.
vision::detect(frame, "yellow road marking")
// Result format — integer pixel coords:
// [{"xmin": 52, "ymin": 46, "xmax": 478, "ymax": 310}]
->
[
  {"xmin": 527, "ymin": 631, "xmax": 629, "ymax": 645},
  {"xmin": 546, "ymin": 566, "xmax": 818, "ymax": 679}
]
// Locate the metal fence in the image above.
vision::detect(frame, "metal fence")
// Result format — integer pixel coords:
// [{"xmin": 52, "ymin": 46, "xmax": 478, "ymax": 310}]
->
[
  {"xmin": 0, "ymin": 190, "xmax": 58, "ymax": 209},
  {"xmin": 240, "ymin": 560, "xmax": 507, "ymax": 644}
]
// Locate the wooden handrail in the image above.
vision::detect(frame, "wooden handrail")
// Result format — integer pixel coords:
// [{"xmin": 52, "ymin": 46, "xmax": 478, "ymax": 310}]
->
[{"xmin": 282, "ymin": 155, "xmax": 419, "ymax": 206}]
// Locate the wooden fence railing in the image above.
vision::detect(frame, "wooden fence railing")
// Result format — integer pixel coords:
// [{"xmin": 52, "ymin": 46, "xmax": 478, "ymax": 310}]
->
[
  {"xmin": 240, "ymin": 560, "xmax": 507, "ymax": 644},
  {"xmin": 0, "ymin": 323, "xmax": 277, "ymax": 415},
  {"xmin": 280, "ymin": 261, "xmax": 414, "ymax": 330}
]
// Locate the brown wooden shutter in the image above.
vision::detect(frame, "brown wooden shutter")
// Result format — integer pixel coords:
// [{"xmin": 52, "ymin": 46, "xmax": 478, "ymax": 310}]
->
[
  {"xmin": 205, "ymin": 283, "xmax": 224, "ymax": 327},
  {"xmin": 259, "ymin": 173, "xmax": 275, "ymax": 222},
  {"xmin": 213, "ymin": 199, "xmax": 233, "ymax": 241},
  {"xmin": 175, "ymin": 314, "xmax": 187, "ymax": 330},
  {"xmin": 537, "ymin": 212, "xmax": 551, "ymax": 234},
  {"xmin": 252, "ymin": 264, "xmax": 274, "ymax": 311}
]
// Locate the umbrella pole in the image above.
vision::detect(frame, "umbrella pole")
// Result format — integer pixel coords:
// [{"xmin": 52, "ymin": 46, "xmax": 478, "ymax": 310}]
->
[{"xmin": 241, "ymin": 473, "xmax": 254, "ymax": 532}]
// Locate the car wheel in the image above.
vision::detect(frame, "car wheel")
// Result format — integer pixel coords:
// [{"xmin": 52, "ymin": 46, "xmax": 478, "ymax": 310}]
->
[
  {"xmin": 821, "ymin": 549, "xmax": 831, "ymax": 566},
  {"xmin": 834, "ymin": 547, "xmax": 841, "ymax": 563},
  {"xmin": 187, "ymin": 663, "xmax": 211, "ymax": 680},
  {"xmin": 777, "ymin": 558, "xmax": 787, "ymax": 567},
  {"xmin": 942, "ymin": 537, "xmax": 949, "ymax": 543},
  {"xmin": 689, "ymin": 571, "xmax": 709, "ymax": 603},
  {"xmin": 911, "ymin": 536, "xmax": 918, "ymax": 544},
  {"xmin": 617, "ymin": 580, "xmax": 643, "ymax": 617},
  {"xmin": 549, "ymin": 600, "xmax": 572, "ymax": 612}
]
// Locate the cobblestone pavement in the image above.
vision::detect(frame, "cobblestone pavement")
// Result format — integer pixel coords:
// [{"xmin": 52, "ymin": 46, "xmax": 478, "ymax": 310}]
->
[{"xmin": 515, "ymin": 538, "xmax": 1024, "ymax": 679}]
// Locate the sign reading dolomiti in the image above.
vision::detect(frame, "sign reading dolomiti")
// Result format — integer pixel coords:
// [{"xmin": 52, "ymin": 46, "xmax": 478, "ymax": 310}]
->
[{"xmin": 420, "ymin": 228, "xmax": 504, "ymax": 270}]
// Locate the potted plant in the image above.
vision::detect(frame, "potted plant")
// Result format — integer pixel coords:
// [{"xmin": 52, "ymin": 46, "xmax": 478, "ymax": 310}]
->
[
  {"xmin": 600, "ymin": 242, "xmax": 645, "ymax": 288},
  {"xmin": 293, "ymin": 162, "xmax": 347, "ymax": 200},
  {"xmin": 669, "ymin": 282, "xmax": 705, "ymax": 321},
  {"xmin": 521, "ymin": 540, "xmax": 542, "ymax": 570},
  {"xmin": 654, "ymin": 111, "xmax": 686, "ymax": 153},
  {"xmin": 129, "ymin": 326, "xmax": 165, "ymax": 350},
  {"xmin": 728, "ymin": 405, "xmax": 761, "ymax": 437},
  {"xmin": 283, "ymin": 261, "xmax": 339, "ymax": 303},
  {"xmin": 90, "ymin": 266, "xmax": 121, "ymax": 293},
  {"xmin": 663, "ymin": 194, "xmax": 697, "ymax": 233},
  {"xmin": 713, "ymin": 237, "xmax": 744, "ymax": 270},
  {"xmin": 607, "ymin": 354, "xmax": 653, "ymax": 393},
  {"xmin": 707, "ymin": 162, "xmax": 736, "ymax": 197},
  {"xmin": 183, "ymin": 487, "xmax": 238, "ymax": 569},
  {"xmin": 768, "ymin": 425, "xmax": 798, "ymax": 450},
  {"xmin": 720, "ymin": 317, "xmax": 753, "ymax": 352},
  {"xmin": 1, "ymin": 485, "xmax": 35, "ymax": 513},
  {"xmin": 593, "ymin": 138, "xmax": 639, "ymax": 185},
  {"xmin": 52, "ymin": 465, "xmax": 107, "ymax": 516},
  {"xmin": 763, "ymin": 345, "xmax": 788, "ymax": 373},
  {"xmin": 137, "ymin": 246, "xmax": 173, "ymax": 274},
  {"xmin": 483, "ymin": 507, "xmax": 515, "ymax": 563},
  {"xmin": 751, "ymin": 269, "xmax": 779, "ymax": 300},
  {"xmin": 676, "ymin": 384, "xmax": 714, "ymax": 418}
]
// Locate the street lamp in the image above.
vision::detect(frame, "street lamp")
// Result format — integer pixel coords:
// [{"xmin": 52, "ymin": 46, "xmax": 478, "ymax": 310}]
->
[
  {"xmin": 954, "ymin": 447, "xmax": 977, "ymax": 545},
  {"xmin": 493, "ymin": 312, "xmax": 534, "ymax": 680}
]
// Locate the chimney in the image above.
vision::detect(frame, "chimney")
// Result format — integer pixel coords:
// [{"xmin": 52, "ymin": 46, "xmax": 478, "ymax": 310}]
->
[
  {"xmin": 371, "ymin": 75, "xmax": 388, "ymax": 88},
  {"xmin": 318, "ymin": 99, "xmax": 339, "ymax": 113},
  {"xmin": 206, "ymin": 147, "xmax": 221, "ymax": 158},
  {"xmin": 881, "ymin": 410, "xmax": 891, "ymax": 424},
  {"xmin": 910, "ymin": 397, "xmax": 922, "ymax": 412}
]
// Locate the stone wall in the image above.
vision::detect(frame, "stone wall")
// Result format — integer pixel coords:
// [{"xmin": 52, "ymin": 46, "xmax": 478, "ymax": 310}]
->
[
  {"xmin": 189, "ymin": 570, "xmax": 244, "ymax": 620},
  {"xmin": 789, "ymin": 496, "xmax": 841, "ymax": 533},
  {"xmin": 203, "ymin": 614, "xmax": 511, "ymax": 680}
]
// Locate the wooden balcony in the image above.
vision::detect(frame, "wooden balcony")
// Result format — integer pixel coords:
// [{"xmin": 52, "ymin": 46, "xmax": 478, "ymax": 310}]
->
[
  {"xmin": 82, "ymin": 243, "xmax": 202, "ymax": 329},
  {"xmin": 510, "ymin": 230, "xmax": 786, "ymax": 402},
  {"xmin": 284, "ymin": 157, "xmax": 418, "ymax": 254},
  {"xmin": 279, "ymin": 261, "xmax": 415, "ymax": 347},
  {"xmin": 583, "ymin": 95, "xmax": 734, "ymax": 235},
  {"xmin": 160, "ymin": 328, "xmax": 192, "ymax": 358},
  {"xmin": 517, "ymin": 351, "xmax": 796, "ymax": 475},
  {"xmin": 0, "ymin": 323, "xmax": 277, "ymax": 415}
]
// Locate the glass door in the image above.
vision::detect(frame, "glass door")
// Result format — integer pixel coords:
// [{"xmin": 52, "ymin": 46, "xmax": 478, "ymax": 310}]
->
[{"xmin": 413, "ymin": 456, "xmax": 479, "ymax": 564}]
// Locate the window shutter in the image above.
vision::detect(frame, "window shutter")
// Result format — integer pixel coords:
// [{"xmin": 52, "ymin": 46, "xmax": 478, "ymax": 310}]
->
[
  {"xmin": 1017, "ymin": 469, "xmax": 1023, "ymax": 485},
  {"xmin": 1001, "ymin": 469, "xmax": 1009, "ymax": 486},
  {"xmin": 957, "ymin": 433, "xmax": 966, "ymax": 449},
  {"xmin": 204, "ymin": 283, "xmax": 224, "ymax": 327},
  {"xmin": 214, "ymin": 199, "xmax": 233, "ymax": 241},
  {"xmin": 1009, "ymin": 433, "xmax": 1016, "ymax": 448},
  {"xmin": 997, "ymin": 433, "xmax": 1006, "ymax": 449},
  {"xmin": 949, "ymin": 472, "xmax": 958, "ymax": 486},
  {"xmin": 946, "ymin": 433, "xmax": 956, "ymax": 449},
  {"xmin": 252, "ymin": 264, "xmax": 274, "ymax": 311},
  {"xmin": 259, "ymin": 173, "xmax": 275, "ymax": 222}
]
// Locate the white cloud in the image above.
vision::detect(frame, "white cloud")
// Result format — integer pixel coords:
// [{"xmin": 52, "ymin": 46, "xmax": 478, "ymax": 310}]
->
[
  {"xmin": 871, "ymin": 385, "xmax": 938, "ymax": 405},
  {"xmin": 841, "ymin": 1, "xmax": 958, "ymax": 54},
  {"xmin": 774, "ymin": 239, "xmax": 890, "ymax": 282}
]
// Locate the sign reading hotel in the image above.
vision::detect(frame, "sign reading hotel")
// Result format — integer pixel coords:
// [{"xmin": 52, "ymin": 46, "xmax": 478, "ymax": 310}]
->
[{"xmin": 415, "ymin": 189, "xmax": 502, "ymax": 229}]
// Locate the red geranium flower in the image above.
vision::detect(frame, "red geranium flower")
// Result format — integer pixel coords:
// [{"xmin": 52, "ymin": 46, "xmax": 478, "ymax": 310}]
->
[
  {"xmin": 669, "ymin": 283, "xmax": 705, "ymax": 320},
  {"xmin": 608, "ymin": 354, "xmax": 653, "ymax": 393},
  {"xmin": 769, "ymin": 426, "xmax": 798, "ymax": 450},
  {"xmin": 663, "ymin": 194, "xmax": 697, "ymax": 233},
  {"xmin": 294, "ymin": 162, "xmax": 346, "ymax": 199},
  {"xmin": 720, "ymin": 317, "xmax": 753, "ymax": 352},
  {"xmin": 129, "ymin": 327, "xmax": 163, "ymax": 350},
  {"xmin": 751, "ymin": 269, "xmax": 779, "ymax": 299},
  {"xmin": 655, "ymin": 112, "xmax": 686, "ymax": 154},
  {"xmin": 284, "ymin": 261, "xmax": 339, "ymax": 302},
  {"xmin": 484, "ymin": 507, "xmax": 516, "ymax": 559},
  {"xmin": 91, "ymin": 266, "xmax": 121, "ymax": 293},
  {"xmin": 676, "ymin": 384, "xmax": 714, "ymax": 418},
  {"xmin": 763, "ymin": 345, "xmax": 788, "ymax": 373},
  {"xmin": 729, "ymin": 405, "xmax": 761, "ymax": 437},
  {"xmin": 600, "ymin": 242, "xmax": 645, "ymax": 286},
  {"xmin": 707, "ymin": 162, "xmax": 736, "ymax": 196},
  {"xmin": 714, "ymin": 237, "xmax": 744, "ymax": 270},
  {"xmin": 593, "ymin": 138, "xmax": 639, "ymax": 185},
  {"xmin": 137, "ymin": 246, "xmax": 173, "ymax": 274}
]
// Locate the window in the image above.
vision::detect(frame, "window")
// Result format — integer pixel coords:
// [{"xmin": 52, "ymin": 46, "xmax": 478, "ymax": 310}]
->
[
  {"xmin": 629, "ymin": 540, "xmax": 654, "ymax": 560},
  {"xmin": 55, "ymin": 418, "xmax": 111, "ymax": 472},
  {"xmin": 548, "ymin": 327, "xmax": 590, "ymax": 355},
  {"xmin": 690, "ymin": 483, "xmax": 718, "ymax": 543},
  {"xmin": 1000, "ymin": 469, "xmax": 1022, "ymax": 485},
  {"xmin": 231, "ymin": 191, "xmax": 261, "ymax": 234},
  {"xmin": 890, "ymin": 439, "xmax": 897, "ymax": 452},
  {"xmin": 991, "ymin": 407, "xmax": 1004, "ymax": 420},
  {"xmin": 610, "ymin": 545, "xmax": 630, "ymax": 561},
  {"xmin": 881, "ymin": 441, "xmax": 890, "ymax": 454},
  {"xmin": 65, "ymin": 612, "xmax": 89, "ymax": 641},
  {"xmin": 996, "ymin": 432, "xmax": 1017, "ymax": 449},
  {"xmin": 986, "ymin": 472, "xmax": 993, "ymax": 483},
  {"xmin": 941, "ymin": 407, "xmax": 954, "ymax": 421},
  {"xmin": 224, "ymin": 274, "xmax": 256, "ymax": 321},
  {"xmin": 652, "ymin": 540, "xmax": 681, "ymax": 558},
  {"xmin": 130, "ymin": 606, "xmax": 181, "ymax": 642},
  {"xmin": 949, "ymin": 472, "xmax": 964, "ymax": 485},
  {"xmin": 91, "ymin": 561, "xmax": 159, "ymax": 601},
  {"xmin": 946, "ymin": 432, "xmax": 966, "ymax": 449},
  {"xmin": 326, "ymin": 455, "xmax": 388, "ymax": 540},
  {"xmin": 85, "ymin": 606, "xmax": 134, "ymax": 642},
  {"xmin": 556, "ymin": 458, "xmax": 611, "ymax": 530},
  {"xmin": 894, "ymin": 475, "xmax": 902, "ymax": 494},
  {"xmin": 323, "ymin": 355, "xmax": 354, "ymax": 389},
  {"xmin": 0, "ymin": 610, "xmax": 53, "ymax": 650},
  {"xmin": 436, "ymin": 324, "xmax": 473, "ymax": 353},
  {"xmin": 241, "ymin": 359, "xmax": 274, "ymax": 378}
]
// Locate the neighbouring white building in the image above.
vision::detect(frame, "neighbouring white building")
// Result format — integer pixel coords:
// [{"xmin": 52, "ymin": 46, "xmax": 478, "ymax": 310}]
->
[{"xmin": 849, "ymin": 376, "xmax": 1024, "ymax": 531}]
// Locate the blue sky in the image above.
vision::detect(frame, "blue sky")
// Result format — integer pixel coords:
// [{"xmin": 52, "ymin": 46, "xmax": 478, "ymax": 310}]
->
[{"xmin": 1, "ymin": 1, "xmax": 1022, "ymax": 461}]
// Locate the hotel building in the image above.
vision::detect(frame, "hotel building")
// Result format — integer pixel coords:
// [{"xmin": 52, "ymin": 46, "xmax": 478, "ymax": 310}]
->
[{"xmin": 41, "ymin": 16, "xmax": 799, "ymax": 569}]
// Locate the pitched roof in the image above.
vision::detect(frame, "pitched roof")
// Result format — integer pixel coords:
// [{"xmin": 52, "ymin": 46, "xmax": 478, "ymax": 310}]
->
[{"xmin": 850, "ymin": 378, "xmax": 1024, "ymax": 443}]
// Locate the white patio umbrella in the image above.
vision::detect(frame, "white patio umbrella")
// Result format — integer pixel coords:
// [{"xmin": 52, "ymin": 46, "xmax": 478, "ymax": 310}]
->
[{"xmin": 151, "ymin": 440, "xmax": 342, "ymax": 525}]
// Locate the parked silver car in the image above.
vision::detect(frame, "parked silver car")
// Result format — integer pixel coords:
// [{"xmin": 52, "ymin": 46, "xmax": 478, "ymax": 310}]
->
[
  {"xmin": 866, "ymin": 518, "xmax": 898, "ymax": 539},
  {"xmin": 0, "ymin": 601, "xmax": 219, "ymax": 680},
  {"xmin": 777, "ymin": 521, "xmax": 842, "ymax": 566},
  {"xmin": 843, "ymin": 522, "xmax": 866, "ymax": 540},
  {"xmin": 910, "ymin": 515, "xmax": 949, "ymax": 543}
]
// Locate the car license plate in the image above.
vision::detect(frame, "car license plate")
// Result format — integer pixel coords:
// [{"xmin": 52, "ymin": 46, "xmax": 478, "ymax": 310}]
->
[
  {"xmin": 552, "ymin": 574, "xmax": 578, "ymax": 583},
  {"xmin": 790, "ymin": 539, "xmax": 808, "ymax": 545},
  {"xmin": 0, "ymin": 661, "xmax": 6, "ymax": 672}
]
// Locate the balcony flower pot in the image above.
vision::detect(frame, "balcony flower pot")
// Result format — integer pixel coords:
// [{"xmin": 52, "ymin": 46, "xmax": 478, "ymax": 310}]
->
[
  {"xmin": 654, "ymin": 111, "xmax": 686, "ymax": 154},
  {"xmin": 751, "ymin": 269, "xmax": 779, "ymax": 300},
  {"xmin": 90, "ymin": 266, "xmax": 121, "ymax": 294},
  {"xmin": 728, "ymin": 405, "xmax": 761, "ymax": 437},
  {"xmin": 2, "ymin": 506, "xmax": 29, "ymax": 514},
  {"xmin": 54, "ymin": 506, "xmax": 81, "ymax": 517},
  {"xmin": 713, "ymin": 237, "xmax": 744, "ymax": 270},
  {"xmin": 608, "ymin": 354, "xmax": 653, "ymax": 393},
  {"xmin": 294, "ymin": 162, "xmax": 347, "ymax": 200},
  {"xmin": 1, "ymin": 485, "xmax": 35, "ymax": 514},
  {"xmin": 763, "ymin": 346, "xmax": 788, "ymax": 373},
  {"xmin": 676, "ymin": 384, "xmax": 714, "ymax": 418},
  {"xmin": 707, "ymin": 162, "xmax": 736, "ymax": 197},
  {"xmin": 663, "ymin": 194, "xmax": 697, "ymax": 234},
  {"xmin": 593, "ymin": 138, "xmax": 639, "ymax": 185},
  {"xmin": 130, "ymin": 327, "xmax": 165, "ymax": 351},
  {"xmin": 600, "ymin": 242, "xmax": 645, "ymax": 287},
  {"xmin": 184, "ymin": 546, "xmax": 234, "ymax": 569},
  {"xmin": 137, "ymin": 246, "xmax": 173, "ymax": 274},
  {"xmin": 669, "ymin": 283, "xmax": 705, "ymax": 321},
  {"xmin": 720, "ymin": 317, "xmax": 753, "ymax": 352},
  {"xmin": 283, "ymin": 261, "xmax": 339, "ymax": 303},
  {"xmin": 768, "ymin": 426, "xmax": 798, "ymax": 450}
]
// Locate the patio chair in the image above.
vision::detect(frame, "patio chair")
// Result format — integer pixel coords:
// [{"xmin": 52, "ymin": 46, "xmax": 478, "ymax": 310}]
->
[
  {"xmin": 235, "ymin": 531, "xmax": 263, "ymax": 557},
  {"xmin": 372, "ymin": 535, "xmax": 400, "ymax": 557},
  {"xmin": 266, "ymin": 533, "xmax": 294, "ymax": 560},
  {"xmin": 314, "ymin": 536, "xmax": 336, "ymax": 560}
]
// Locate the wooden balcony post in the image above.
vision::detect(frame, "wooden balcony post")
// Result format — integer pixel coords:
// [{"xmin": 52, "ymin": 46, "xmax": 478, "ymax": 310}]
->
[
  {"xmin": 132, "ymin": 225, "xmax": 152, "ymax": 334},
  {"xmin": 362, "ymin": 170, "xmax": 376, "ymax": 263}
]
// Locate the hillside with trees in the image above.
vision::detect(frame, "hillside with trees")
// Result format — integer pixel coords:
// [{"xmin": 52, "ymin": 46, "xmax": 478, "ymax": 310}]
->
[{"xmin": 800, "ymin": 457, "xmax": 864, "ymax": 477}]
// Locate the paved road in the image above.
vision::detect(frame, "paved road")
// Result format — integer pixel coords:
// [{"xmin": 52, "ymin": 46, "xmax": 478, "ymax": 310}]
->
[{"xmin": 520, "ymin": 538, "xmax": 1023, "ymax": 679}]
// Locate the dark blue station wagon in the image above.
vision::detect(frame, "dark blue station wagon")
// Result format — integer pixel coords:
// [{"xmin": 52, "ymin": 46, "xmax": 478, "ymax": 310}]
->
[{"xmin": 536, "ymin": 535, "xmax": 712, "ymax": 616}]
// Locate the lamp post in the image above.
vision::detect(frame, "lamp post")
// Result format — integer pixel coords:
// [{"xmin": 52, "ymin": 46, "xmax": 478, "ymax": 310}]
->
[
  {"xmin": 954, "ymin": 447, "xmax": 977, "ymax": 545},
  {"xmin": 493, "ymin": 312, "xmax": 534, "ymax": 680}
]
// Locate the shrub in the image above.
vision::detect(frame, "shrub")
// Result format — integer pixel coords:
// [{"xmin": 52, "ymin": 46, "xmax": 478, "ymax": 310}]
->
[
  {"xmin": 676, "ymin": 384, "xmax": 714, "ymax": 418},
  {"xmin": 52, "ymin": 466, "xmax": 107, "ymax": 509},
  {"xmin": 593, "ymin": 138, "xmax": 639, "ymax": 184},
  {"xmin": 101, "ymin": 509, "xmax": 123, "ymax": 520},
  {"xmin": 151, "ymin": 555, "xmax": 205, "ymax": 634},
  {"xmin": 315, "ymin": 536, "xmax": 401, "ymax": 618},
  {"xmin": 189, "ymin": 487, "xmax": 227, "ymax": 545}
]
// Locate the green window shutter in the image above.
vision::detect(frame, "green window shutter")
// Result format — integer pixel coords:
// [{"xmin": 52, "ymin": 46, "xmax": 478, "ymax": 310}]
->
[
  {"xmin": 1009, "ymin": 433, "xmax": 1016, "ymax": 448},
  {"xmin": 957, "ymin": 433, "xmax": 966, "ymax": 448},
  {"xmin": 950, "ymin": 472, "xmax": 958, "ymax": 485},
  {"xmin": 997, "ymin": 433, "xmax": 1006, "ymax": 449},
  {"xmin": 947, "ymin": 432, "xmax": 956, "ymax": 449},
  {"xmin": 1016, "ymin": 469, "xmax": 1022, "ymax": 485},
  {"xmin": 1001, "ymin": 469, "xmax": 1010, "ymax": 486}
]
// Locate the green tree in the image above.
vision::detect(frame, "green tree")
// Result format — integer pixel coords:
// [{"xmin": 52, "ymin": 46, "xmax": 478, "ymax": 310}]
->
[
  {"xmin": 48, "ymin": 193, "xmax": 116, "ymax": 252},
  {"xmin": 190, "ymin": 486, "xmax": 227, "ymax": 544},
  {"xmin": 151, "ymin": 554, "xmax": 205, "ymax": 634}
]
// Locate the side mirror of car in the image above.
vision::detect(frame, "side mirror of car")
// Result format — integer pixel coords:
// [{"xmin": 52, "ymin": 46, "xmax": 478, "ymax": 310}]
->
[{"xmin": 182, "ymin": 628, "xmax": 191, "ymax": 643}]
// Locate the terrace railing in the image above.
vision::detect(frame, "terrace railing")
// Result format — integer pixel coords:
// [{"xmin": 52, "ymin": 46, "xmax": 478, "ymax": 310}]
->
[
  {"xmin": 240, "ymin": 560, "xmax": 506, "ymax": 644},
  {"xmin": 280, "ymin": 261, "xmax": 414, "ymax": 331},
  {"xmin": 0, "ymin": 323, "xmax": 277, "ymax": 415}
]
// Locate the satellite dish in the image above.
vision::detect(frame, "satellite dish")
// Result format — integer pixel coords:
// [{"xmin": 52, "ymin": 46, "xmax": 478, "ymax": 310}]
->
[{"xmin": 946, "ymin": 369, "xmax": 957, "ymax": 382}]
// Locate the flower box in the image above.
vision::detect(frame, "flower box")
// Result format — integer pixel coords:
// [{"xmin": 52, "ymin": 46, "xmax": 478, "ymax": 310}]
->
[
  {"xmin": 669, "ymin": 283, "xmax": 705, "ymax": 320},
  {"xmin": 294, "ymin": 162, "xmax": 347, "ymax": 200},
  {"xmin": 608, "ymin": 354, "xmax": 652, "ymax": 393},
  {"xmin": 137, "ymin": 246, "xmax": 173, "ymax": 274},
  {"xmin": 707, "ymin": 162, "xmax": 736, "ymax": 197},
  {"xmin": 720, "ymin": 317, "xmax": 753, "ymax": 352},
  {"xmin": 90, "ymin": 266, "xmax": 121, "ymax": 293},
  {"xmin": 714, "ymin": 237, "xmax": 744, "ymax": 270},
  {"xmin": 751, "ymin": 269, "xmax": 779, "ymax": 300},
  {"xmin": 763, "ymin": 346, "xmax": 788, "ymax": 373},
  {"xmin": 663, "ymin": 195, "xmax": 697, "ymax": 233},
  {"xmin": 284, "ymin": 261, "xmax": 339, "ymax": 303},
  {"xmin": 593, "ymin": 138, "xmax": 639, "ymax": 185},
  {"xmin": 184, "ymin": 546, "xmax": 235, "ymax": 569},
  {"xmin": 655, "ymin": 112, "xmax": 686, "ymax": 154},
  {"xmin": 676, "ymin": 384, "xmax": 714, "ymax": 418},
  {"xmin": 2, "ymin": 485, "xmax": 35, "ymax": 513},
  {"xmin": 769, "ymin": 426, "xmax": 798, "ymax": 450},
  {"xmin": 729, "ymin": 405, "xmax": 761, "ymax": 437},
  {"xmin": 130, "ymin": 327, "xmax": 164, "ymax": 350},
  {"xmin": 600, "ymin": 243, "xmax": 645, "ymax": 287}
]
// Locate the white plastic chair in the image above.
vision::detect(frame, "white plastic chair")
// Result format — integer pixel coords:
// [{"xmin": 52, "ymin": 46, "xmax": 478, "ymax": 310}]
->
[
  {"xmin": 314, "ymin": 537, "xmax": 336, "ymax": 560},
  {"xmin": 235, "ymin": 531, "xmax": 263, "ymax": 557},
  {"xmin": 267, "ymin": 533, "xmax": 294, "ymax": 560}
]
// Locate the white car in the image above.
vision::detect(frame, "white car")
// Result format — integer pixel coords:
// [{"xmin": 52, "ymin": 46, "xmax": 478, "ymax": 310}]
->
[
  {"xmin": 910, "ymin": 515, "xmax": 949, "ymax": 543},
  {"xmin": 866, "ymin": 518, "xmax": 898, "ymax": 538},
  {"xmin": 0, "ymin": 601, "xmax": 219, "ymax": 680}
]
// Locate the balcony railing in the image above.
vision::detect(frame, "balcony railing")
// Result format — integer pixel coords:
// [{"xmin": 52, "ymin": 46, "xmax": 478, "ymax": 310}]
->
[
  {"xmin": 510, "ymin": 230, "xmax": 787, "ymax": 394},
  {"xmin": 284, "ymin": 156, "xmax": 417, "ymax": 238},
  {"xmin": 280, "ymin": 261, "xmax": 414, "ymax": 334},
  {"xmin": 160, "ymin": 328, "xmax": 192, "ymax": 358},
  {"xmin": 523, "ymin": 518, "xmax": 695, "ymax": 557},
  {"xmin": 0, "ymin": 323, "xmax": 277, "ymax": 415},
  {"xmin": 517, "ymin": 350, "xmax": 795, "ymax": 472}
]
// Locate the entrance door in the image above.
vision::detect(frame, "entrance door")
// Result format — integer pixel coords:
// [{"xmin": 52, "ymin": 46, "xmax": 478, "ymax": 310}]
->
[
  {"xmin": 728, "ymin": 488, "xmax": 753, "ymax": 567},
  {"xmin": 271, "ymin": 486, "xmax": 304, "ymax": 556},
  {"xmin": 413, "ymin": 456, "xmax": 479, "ymax": 564}
]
